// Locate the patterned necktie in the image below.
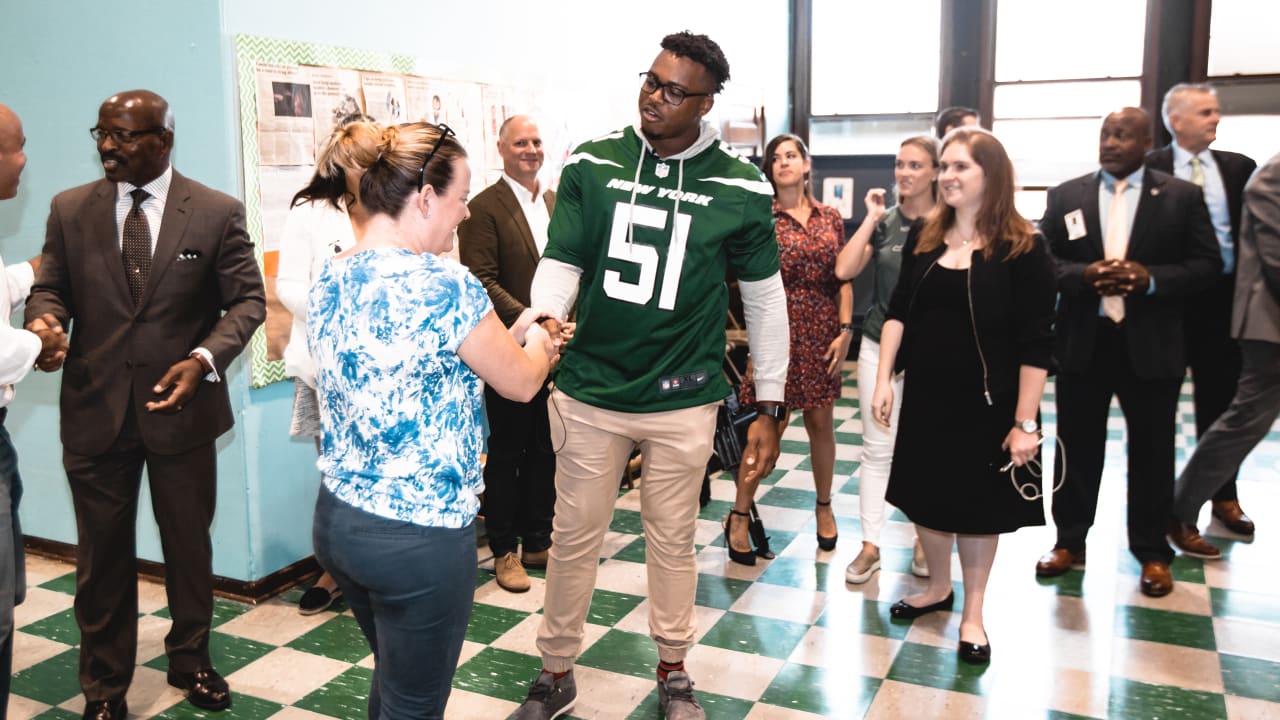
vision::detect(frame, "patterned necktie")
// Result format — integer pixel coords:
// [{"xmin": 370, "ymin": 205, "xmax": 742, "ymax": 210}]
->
[
  {"xmin": 1102, "ymin": 179, "xmax": 1129, "ymax": 323},
  {"xmin": 122, "ymin": 188, "xmax": 151, "ymax": 305},
  {"xmin": 1190, "ymin": 156, "xmax": 1205, "ymax": 187}
]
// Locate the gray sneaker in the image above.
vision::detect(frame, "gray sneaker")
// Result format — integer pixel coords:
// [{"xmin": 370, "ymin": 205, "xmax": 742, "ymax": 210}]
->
[
  {"xmin": 657, "ymin": 671, "xmax": 705, "ymax": 719},
  {"xmin": 509, "ymin": 670, "xmax": 576, "ymax": 719}
]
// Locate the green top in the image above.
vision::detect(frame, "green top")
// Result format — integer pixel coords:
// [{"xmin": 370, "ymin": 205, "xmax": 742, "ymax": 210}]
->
[
  {"xmin": 544, "ymin": 125, "xmax": 780, "ymax": 412},
  {"xmin": 862, "ymin": 206, "xmax": 913, "ymax": 343}
]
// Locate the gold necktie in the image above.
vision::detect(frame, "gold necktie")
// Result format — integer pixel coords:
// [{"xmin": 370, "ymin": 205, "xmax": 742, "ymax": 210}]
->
[
  {"xmin": 1102, "ymin": 180, "xmax": 1128, "ymax": 323},
  {"xmin": 1190, "ymin": 156, "xmax": 1205, "ymax": 187}
]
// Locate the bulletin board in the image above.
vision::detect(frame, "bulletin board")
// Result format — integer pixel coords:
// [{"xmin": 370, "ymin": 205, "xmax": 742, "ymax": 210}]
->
[{"xmin": 233, "ymin": 34, "xmax": 534, "ymax": 388}]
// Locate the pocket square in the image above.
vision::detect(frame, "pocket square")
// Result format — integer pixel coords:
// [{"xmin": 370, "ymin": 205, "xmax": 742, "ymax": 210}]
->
[{"xmin": 177, "ymin": 249, "xmax": 203, "ymax": 261}]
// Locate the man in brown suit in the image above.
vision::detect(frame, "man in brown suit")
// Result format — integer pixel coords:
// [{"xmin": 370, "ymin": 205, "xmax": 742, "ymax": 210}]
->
[
  {"xmin": 459, "ymin": 115, "xmax": 558, "ymax": 593},
  {"xmin": 25, "ymin": 90, "xmax": 265, "ymax": 719}
]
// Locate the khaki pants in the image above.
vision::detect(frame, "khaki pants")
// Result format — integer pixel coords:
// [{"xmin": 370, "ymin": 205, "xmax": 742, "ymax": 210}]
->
[{"xmin": 536, "ymin": 389, "xmax": 717, "ymax": 670}]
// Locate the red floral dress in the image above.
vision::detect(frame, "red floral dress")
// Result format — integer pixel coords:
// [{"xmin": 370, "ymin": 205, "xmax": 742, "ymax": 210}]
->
[{"xmin": 742, "ymin": 199, "xmax": 846, "ymax": 410}]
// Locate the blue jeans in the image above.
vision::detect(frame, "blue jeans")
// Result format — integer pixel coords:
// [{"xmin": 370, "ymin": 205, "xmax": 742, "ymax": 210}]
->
[
  {"xmin": 0, "ymin": 420, "xmax": 27, "ymax": 719},
  {"xmin": 313, "ymin": 485, "xmax": 474, "ymax": 719}
]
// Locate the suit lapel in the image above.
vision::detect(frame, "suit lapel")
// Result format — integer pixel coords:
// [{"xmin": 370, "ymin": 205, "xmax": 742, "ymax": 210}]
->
[
  {"xmin": 1127, "ymin": 168, "xmax": 1163, "ymax": 256},
  {"xmin": 138, "ymin": 171, "xmax": 193, "ymax": 308},
  {"xmin": 1081, "ymin": 175, "xmax": 1104, "ymax": 258},
  {"xmin": 82, "ymin": 180, "xmax": 134, "ymax": 303},
  {"xmin": 494, "ymin": 180, "xmax": 539, "ymax": 262}
]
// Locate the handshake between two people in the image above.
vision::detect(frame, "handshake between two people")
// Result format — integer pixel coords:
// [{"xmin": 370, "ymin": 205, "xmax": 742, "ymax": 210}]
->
[
  {"xmin": 25, "ymin": 312, "xmax": 68, "ymax": 372},
  {"xmin": 510, "ymin": 307, "xmax": 575, "ymax": 367}
]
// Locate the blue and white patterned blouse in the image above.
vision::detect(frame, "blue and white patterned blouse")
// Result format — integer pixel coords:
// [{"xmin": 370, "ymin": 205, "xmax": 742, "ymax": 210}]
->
[{"xmin": 308, "ymin": 247, "xmax": 493, "ymax": 528}]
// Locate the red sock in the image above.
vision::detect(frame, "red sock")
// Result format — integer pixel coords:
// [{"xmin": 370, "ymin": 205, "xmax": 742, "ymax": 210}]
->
[
  {"xmin": 657, "ymin": 660, "xmax": 684, "ymax": 681},
  {"xmin": 544, "ymin": 668, "xmax": 570, "ymax": 681}
]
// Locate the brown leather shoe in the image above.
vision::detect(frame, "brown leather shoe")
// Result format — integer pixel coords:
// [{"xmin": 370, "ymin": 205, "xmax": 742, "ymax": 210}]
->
[
  {"xmin": 1212, "ymin": 500, "xmax": 1256, "ymax": 536},
  {"xmin": 495, "ymin": 552, "xmax": 531, "ymax": 593},
  {"xmin": 521, "ymin": 548, "xmax": 549, "ymax": 569},
  {"xmin": 1140, "ymin": 561, "xmax": 1174, "ymax": 597},
  {"xmin": 1167, "ymin": 520, "xmax": 1222, "ymax": 560},
  {"xmin": 1035, "ymin": 548, "xmax": 1085, "ymax": 577}
]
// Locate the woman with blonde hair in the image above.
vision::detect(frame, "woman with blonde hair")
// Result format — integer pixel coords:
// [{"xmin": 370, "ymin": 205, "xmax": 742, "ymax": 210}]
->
[
  {"xmin": 872, "ymin": 128, "xmax": 1055, "ymax": 664},
  {"xmin": 308, "ymin": 122, "xmax": 557, "ymax": 717},
  {"xmin": 277, "ymin": 116, "xmax": 381, "ymax": 614},
  {"xmin": 835, "ymin": 135, "xmax": 939, "ymax": 584}
]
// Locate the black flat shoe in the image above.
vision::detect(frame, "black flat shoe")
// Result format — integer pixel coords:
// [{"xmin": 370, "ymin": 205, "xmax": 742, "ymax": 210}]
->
[
  {"xmin": 298, "ymin": 585, "xmax": 341, "ymax": 615},
  {"xmin": 889, "ymin": 591, "xmax": 955, "ymax": 619},
  {"xmin": 724, "ymin": 510, "xmax": 756, "ymax": 566},
  {"xmin": 958, "ymin": 640, "xmax": 991, "ymax": 664},
  {"xmin": 816, "ymin": 498, "xmax": 838, "ymax": 551}
]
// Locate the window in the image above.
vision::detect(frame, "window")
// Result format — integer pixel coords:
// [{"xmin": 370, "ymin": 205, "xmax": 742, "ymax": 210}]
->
[
  {"xmin": 1207, "ymin": 0, "xmax": 1280, "ymax": 76},
  {"xmin": 990, "ymin": 0, "xmax": 1148, "ymax": 189},
  {"xmin": 807, "ymin": 0, "xmax": 941, "ymax": 155},
  {"xmin": 1205, "ymin": 1, "xmax": 1280, "ymax": 167}
]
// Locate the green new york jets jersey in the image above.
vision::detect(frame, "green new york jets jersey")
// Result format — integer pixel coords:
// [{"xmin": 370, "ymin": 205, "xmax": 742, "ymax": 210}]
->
[{"xmin": 545, "ymin": 125, "xmax": 779, "ymax": 412}]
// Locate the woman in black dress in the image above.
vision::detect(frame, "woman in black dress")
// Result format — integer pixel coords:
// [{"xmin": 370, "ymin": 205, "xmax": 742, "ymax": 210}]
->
[{"xmin": 869, "ymin": 127, "xmax": 1056, "ymax": 664}]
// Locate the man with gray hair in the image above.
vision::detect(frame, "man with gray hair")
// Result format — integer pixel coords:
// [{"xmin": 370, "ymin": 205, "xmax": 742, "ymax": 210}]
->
[{"xmin": 1147, "ymin": 83, "xmax": 1259, "ymax": 547}]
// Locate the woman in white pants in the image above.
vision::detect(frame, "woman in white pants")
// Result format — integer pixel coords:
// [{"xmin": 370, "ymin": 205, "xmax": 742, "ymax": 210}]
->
[{"xmin": 835, "ymin": 136, "xmax": 939, "ymax": 583}]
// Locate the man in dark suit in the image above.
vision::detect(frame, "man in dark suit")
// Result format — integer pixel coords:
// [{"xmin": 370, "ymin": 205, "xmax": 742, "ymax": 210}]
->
[
  {"xmin": 1146, "ymin": 83, "xmax": 1259, "ymax": 537},
  {"xmin": 1036, "ymin": 107, "xmax": 1221, "ymax": 597},
  {"xmin": 25, "ymin": 90, "xmax": 265, "ymax": 719},
  {"xmin": 1171, "ymin": 152, "xmax": 1280, "ymax": 559},
  {"xmin": 458, "ymin": 115, "xmax": 558, "ymax": 594}
]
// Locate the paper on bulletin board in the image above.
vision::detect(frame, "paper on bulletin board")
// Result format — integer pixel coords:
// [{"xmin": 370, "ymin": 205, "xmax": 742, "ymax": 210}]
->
[
  {"xmin": 307, "ymin": 67, "xmax": 364, "ymax": 156},
  {"xmin": 254, "ymin": 63, "xmax": 316, "ymax": 166},
  {"xmin": 822, "ymin": 177, "xmax": 855, "ymax": 219}
]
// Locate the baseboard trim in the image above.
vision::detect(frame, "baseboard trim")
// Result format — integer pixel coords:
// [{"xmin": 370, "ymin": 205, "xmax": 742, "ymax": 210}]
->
[{"xmin": 23, "ymin": 536, "xmax": 320, "ymax": 605}]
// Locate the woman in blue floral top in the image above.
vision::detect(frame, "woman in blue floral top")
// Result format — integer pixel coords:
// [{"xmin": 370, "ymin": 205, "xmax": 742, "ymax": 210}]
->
[{"xmin": 307, "ymin": 122, "xmax": 557, "ymax": 719}]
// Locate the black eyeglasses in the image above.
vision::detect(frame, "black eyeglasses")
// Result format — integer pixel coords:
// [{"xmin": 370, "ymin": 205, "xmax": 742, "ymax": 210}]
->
[
  {"xmin": 417, "ymin": 124, "xmax": 457, "ymax": 191},
  {"xmin": 638, "ymin": 72, "xmax": 712, "ymax": 107},
  {"xmin": 89, "ymin": 126, "xmax": 166, "ymax": 144}
]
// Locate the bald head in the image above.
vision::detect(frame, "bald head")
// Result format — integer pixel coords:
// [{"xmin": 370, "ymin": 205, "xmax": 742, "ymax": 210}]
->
[
  {"xmin": 496, "ymin": 115, "xmax": 544, "ymax": 189},
  {"xmin": 1099, "ymin": 107, "xmax": 1151, "ymax": 178},
  {"xmin": 95, "ymin": 89, "xmax": 175, "ymax": 186},
  {"xmin": 0, "ymin": 103, "xmax": 28, "ymax": 200}
]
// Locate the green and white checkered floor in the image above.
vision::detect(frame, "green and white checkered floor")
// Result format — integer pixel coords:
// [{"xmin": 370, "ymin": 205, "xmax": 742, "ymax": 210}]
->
[{"xmin": 10, "ymin": 365, "xmax": 1280, "ymax": 718}]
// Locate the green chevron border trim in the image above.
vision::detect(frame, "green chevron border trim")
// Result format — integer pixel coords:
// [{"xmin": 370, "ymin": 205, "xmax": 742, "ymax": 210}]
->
[{"xmin": 234, "ymin": 34, "xmax": 417, "ymax": 388}]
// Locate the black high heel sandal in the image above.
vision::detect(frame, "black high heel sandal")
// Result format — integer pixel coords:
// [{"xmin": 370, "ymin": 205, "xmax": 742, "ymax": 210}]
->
[
  {"xmin": 816, "ymin": 498, "xmax": 838, "ymax": 551},
  {"xmin": 724, "ymin": 509, "xmax": 757, "ymax": 566}
]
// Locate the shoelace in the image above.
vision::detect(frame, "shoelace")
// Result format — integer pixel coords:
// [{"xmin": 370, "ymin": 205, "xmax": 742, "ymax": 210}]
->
[{"xmin": 663, "ymin": 678, "xmax": 699, "ymax": 705}]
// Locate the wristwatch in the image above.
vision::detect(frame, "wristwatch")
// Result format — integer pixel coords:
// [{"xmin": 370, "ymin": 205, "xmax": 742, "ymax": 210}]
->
[
  {"xmin": 1014, "ymin": 418, "xmax": 1040, "ymax": 434},
  {"xmin": 757, "ymin": 403, "xmax": 788, "ymax": 421}
]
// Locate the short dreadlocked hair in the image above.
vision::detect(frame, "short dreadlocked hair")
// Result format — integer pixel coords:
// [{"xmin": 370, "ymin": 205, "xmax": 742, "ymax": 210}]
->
[{"xmin": 660, "ymin": 32, "xmax": 730, "ymax": 94}]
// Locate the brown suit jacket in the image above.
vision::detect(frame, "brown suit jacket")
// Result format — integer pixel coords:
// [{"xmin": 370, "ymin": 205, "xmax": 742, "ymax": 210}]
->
[
  {"xmin": 457, "ymin": 178, "xmax": 555, "ymax": 327},
  {"xmin": 26, "ymin": 170, "xmax": 266, "ymax": 456}
]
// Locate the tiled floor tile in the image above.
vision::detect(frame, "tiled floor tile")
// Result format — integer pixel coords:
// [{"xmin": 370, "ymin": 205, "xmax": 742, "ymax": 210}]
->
[
  {"xmin": 225, "ymin": 647, "xmax": 352, "ymax": 705},
  {"xmin": 758, "ymin": 661, "xmax": 879, "ymax": 717},
  {"xmin": 680, "ymin": 643, "xmax": 785, "ymax": 701},
  {"xmin": 214, "ymin": 601, "xmax": 335, "ymax": 646},
  {"xmin": 1113, "ymin": 605, "xmax": 1216, "ymax": 651},
  {"xmin": 1212, "ymin": 616, "xmax": 1280, "ymax": 663},
  {"xmin": 1105, "ymin": 676, "xmax": 1227, "ymax": 720},
  {"xmin": 786, "ymin": 626, "xmax": 901, "ymax": 678},
  {"xmin": 452, "ymin": 646, "xmax": 544, "ymax": 703},
  {"xmin": 285, "ymin": 614, "xmax": 373, "ymax": 664},
  {"xmin": 698, "ymin": 611, "xmax": 810, "ymax": 661},
  {"xmin": 1219, "ymin": 652, "xmax": 1280, "ymax": 703},
  {"xmin": 862, "ymin": 678, "xmax": 986, "ymax": 719},
  {"xmin": 1108, "ymin": 637, "xmax": 1224, "ymax": 693},
  {"xmin": 1223, "ymin": 694, "xmax": 1280, "ymax": 720},
  {"xmin": 11, "ymin": 631, "xmax": 71, "ymax": 674},
  {"xmin": 10, "ymin": 647, "xmax": 81, "ymax": 706},
  {"xmin": 567, "ymin": 666, "xmax": 661, "ymax": 718},
  {"xmin": 290, "ymin": 666, "xmax": 372, "ymax": 719},
  {"xmin": 728, "ymin": 582, "xmax": 825, "ymax": 625},
  {"xmin": 13, "ymin": 587, "xmax": 75, "ymax": 627},
  {"xmin": 576, "ymin": 628, "xmax": 659, "ymax": 679}
]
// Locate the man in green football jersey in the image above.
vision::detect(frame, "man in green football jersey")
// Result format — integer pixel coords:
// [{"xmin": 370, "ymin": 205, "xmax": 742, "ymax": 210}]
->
[{"xmin": 510, "ymin": 32, "xmax": 790, "ymax": 720}]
